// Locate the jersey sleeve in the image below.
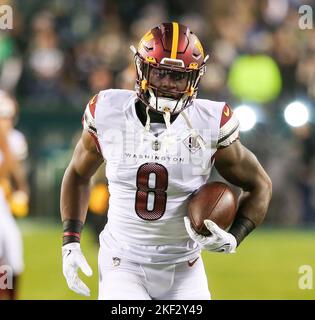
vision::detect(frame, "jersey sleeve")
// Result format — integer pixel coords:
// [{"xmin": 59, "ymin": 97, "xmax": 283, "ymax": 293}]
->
[
  {"xmin": 217, "ymin": 103, "xmax": 240, "ymax": 148},
  {"xmin": 82, "ymin": 94, "xmax": 101, "ymax": 153}
]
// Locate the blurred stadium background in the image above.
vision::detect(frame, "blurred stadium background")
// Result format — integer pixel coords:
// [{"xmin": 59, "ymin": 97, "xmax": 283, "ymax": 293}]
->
[{"xmin": 0, "ymin": 0, "xmax": 315, "ymax": 299}]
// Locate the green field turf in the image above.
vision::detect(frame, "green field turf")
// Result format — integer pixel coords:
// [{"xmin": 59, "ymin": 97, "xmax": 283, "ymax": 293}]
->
[{"xmin": 18, "ymin": 219, "xmax": 315, "ymax": 300}]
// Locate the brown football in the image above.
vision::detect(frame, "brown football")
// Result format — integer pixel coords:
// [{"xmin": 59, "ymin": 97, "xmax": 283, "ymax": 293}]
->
[{"xmin": 187, "ymin": 182, "xmax": 237, "ymax": 236}]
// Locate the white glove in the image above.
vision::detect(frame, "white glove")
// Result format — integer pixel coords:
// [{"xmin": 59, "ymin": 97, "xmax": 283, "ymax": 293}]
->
[
  {"xmin": 62, "ymin": 242, "xmax": 93, "ymax": 296},
  {"xmin": 184, "ymin": 217, "xmax": 237, "ymax": 253}
]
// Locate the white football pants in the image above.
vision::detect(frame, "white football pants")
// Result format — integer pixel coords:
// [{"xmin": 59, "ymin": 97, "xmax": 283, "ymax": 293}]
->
[
  {"xmin": 98, "ymin": 245, "xmax": 211, "ymax": 300},
  {"xmin": 0, "ymin": 189, "xmax": 24, "ymax": 275}
]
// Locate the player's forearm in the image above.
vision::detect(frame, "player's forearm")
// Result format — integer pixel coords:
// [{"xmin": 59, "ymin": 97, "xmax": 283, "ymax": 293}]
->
[
  {"xmin": 237, "ymin": 178, "xmax": 272, "ymax": 226},
  {"xmin": 60, "ymin": 163, "xmax": 91, "ymax": 224}
]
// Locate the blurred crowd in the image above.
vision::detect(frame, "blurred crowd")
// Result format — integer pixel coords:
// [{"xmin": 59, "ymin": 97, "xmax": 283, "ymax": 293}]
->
[{"xmin": 0, "ymin": 0, "xmax": 315, "ymax": 225}]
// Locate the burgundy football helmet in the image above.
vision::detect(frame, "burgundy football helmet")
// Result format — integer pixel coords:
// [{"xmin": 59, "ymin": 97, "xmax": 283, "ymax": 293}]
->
[{"xmin": 131, "ymin": 22, "xmax": 208, "ymax": 115}]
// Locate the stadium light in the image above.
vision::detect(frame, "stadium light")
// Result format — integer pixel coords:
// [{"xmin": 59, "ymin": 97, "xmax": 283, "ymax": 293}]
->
[
  {"xmin": 284, "ymin": 101, "xmax": 309, "ymax": 127},
  {"xmin": 234, "ymin": 105, "xmax": 257, "ymax": 132}
]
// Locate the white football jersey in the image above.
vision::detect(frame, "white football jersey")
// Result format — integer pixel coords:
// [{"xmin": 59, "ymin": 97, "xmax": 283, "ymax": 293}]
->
[{"xmin": 83, "ymin": 89, "xmax": 239, "ymax": 264}]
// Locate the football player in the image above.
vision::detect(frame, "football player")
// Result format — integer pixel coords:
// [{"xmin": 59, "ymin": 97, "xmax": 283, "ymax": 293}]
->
[
  {"xmin": 61, "ymin": 22, "xmax": 272, "ymax": 299},
  {"xmin": 0, "ymin": 91, "xmax": 29, "ymax": 300}
]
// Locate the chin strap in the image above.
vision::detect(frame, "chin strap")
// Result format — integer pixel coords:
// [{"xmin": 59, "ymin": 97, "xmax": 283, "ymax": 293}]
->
[{"xmin": 181, "ymin": 111, "xmax": 206, "ymax": 151}]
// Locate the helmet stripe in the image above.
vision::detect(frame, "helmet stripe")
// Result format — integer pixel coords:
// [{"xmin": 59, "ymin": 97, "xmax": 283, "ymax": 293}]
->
[{"xmin": 171, "ymin": 22, "xmax": 179, "ymax": 59}]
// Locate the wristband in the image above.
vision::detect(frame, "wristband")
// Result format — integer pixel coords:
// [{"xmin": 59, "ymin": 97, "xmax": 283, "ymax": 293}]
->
[
  {"xmin": 228, "ymin": 215, "xmax": 256, "ymax": 246},
  {"xmin": 62, "ymin": 219, "xmax": 83, "ymax": 245}
]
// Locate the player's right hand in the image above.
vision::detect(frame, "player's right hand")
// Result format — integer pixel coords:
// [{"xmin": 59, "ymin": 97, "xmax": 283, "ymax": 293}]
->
[
  {"xmin": 184, "ymin": 217, "xmax": 237, "ymax": 253},
  {"xmin": 62, "ymin": 242, "xmax": 93, "ymax": 296}
]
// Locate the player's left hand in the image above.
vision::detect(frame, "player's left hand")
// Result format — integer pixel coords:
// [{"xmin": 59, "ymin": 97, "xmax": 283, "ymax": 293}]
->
[
  {"xmin": 62, "ymin": 243, "xmax": 93, "ymax": 296},
  {"xmin": 184, "ymin": 217, "xmax": 237, "ymax": 253}
]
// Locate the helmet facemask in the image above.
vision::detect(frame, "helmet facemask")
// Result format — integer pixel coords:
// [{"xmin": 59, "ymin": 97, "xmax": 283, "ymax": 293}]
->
[{"xmin": 133, "ymin": 52, "xmax": 206, "ymax": 115}]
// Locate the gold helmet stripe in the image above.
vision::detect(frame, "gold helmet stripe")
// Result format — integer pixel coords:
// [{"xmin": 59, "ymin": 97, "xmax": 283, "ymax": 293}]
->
[{"xmin": 171, "ymin": 22, "xmax": 179, "ymax": 59}]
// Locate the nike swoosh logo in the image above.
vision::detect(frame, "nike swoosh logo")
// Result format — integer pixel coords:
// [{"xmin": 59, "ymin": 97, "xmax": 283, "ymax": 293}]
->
[
  {"xmin": 224, "ymin": 106, "xmax": 230, "ymax": 117},
  {"xmin": 67, "ymin": 250, "xmax": 72, "ymax": 257},
  {"xmin": 188, "ymin": 257, "xmax": 199, "ymax": 267},
  {"xmin": 216, "ymin": 243, "xmax": 230, "ymax": 252}
]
